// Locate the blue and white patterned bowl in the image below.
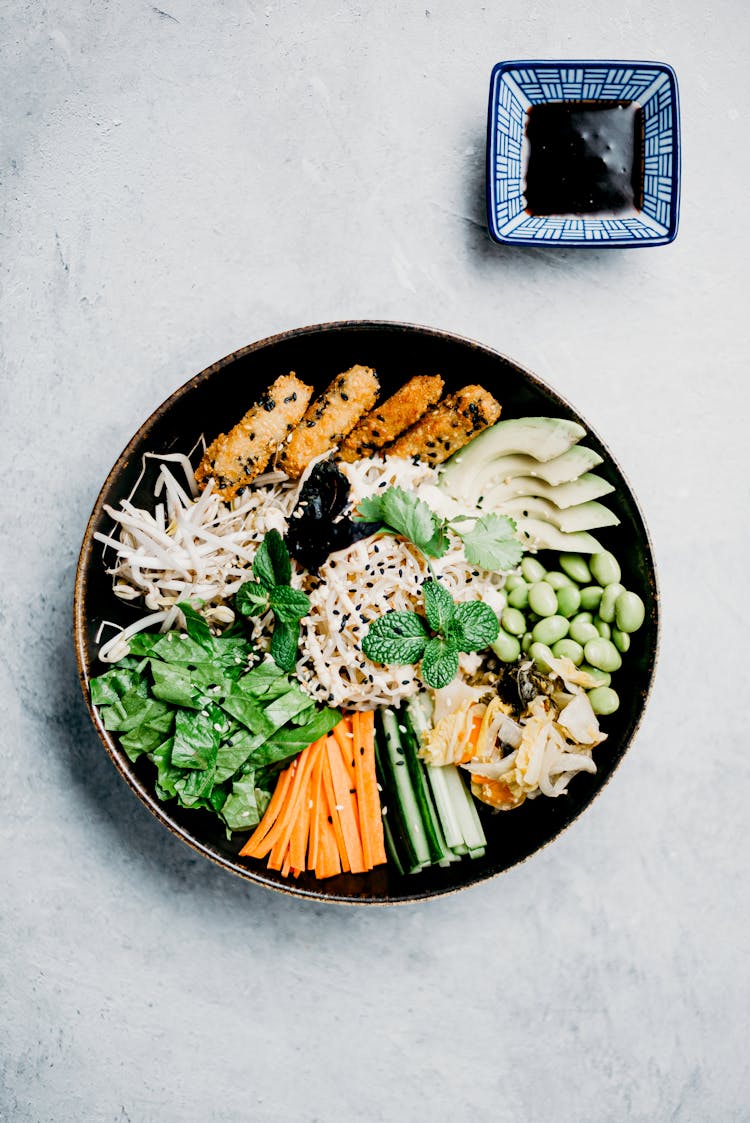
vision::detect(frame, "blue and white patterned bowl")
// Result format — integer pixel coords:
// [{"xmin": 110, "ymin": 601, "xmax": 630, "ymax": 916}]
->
[{"xmin": 486, "ymin": 60, "xmax": 681, "ymax": 247}]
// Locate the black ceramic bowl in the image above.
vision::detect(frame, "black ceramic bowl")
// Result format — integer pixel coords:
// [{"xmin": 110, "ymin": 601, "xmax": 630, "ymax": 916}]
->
[{"xmin": 74, "ymin": 321, "xmax": 658, "ymax": 904}]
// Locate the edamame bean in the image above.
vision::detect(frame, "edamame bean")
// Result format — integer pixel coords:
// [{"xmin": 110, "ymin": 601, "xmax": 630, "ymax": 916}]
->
[
  {"xmin": 589, "ymin": 551, "xmax": 621, "ymax": 587},
  {"xmin": 528, "ymin": 581, "xmax": 558, "ymax": 617},
  {"xmin": 569, "ymin": 614, "xmax": 599, "ymax": 645},
  {"xmin": 491, "ymin": 630, "xmax": 521, "ymax": 663},
  {"xmin": 521, "ymin": 557, "xmax": 546, "ymax": 583},
  {"xmin": 612, "ymin": 628, "xmax": 631, "ymax": 653},
  {"xmin": 532, "ymin": 615, "xmax": 569, "ymax": 645},
  {"xmin": 521, "ymin": 631, "xmax": 533, "ymax": 654},
  {"xmin": 529, "ymin": 642, "xmax": 555, "ymax": 672},
  {"xmin": 556, "ymin": 584, "xmax": 581, "ymax": 618},
  {"xmin": 552, "ymin": 638, "xmax": 584, "ymax": 665},
  {"xmin": 559, "ymin": 553, "xmax": 592, "ymax": 584},
  {"xmin": 580, "ymin": 663, "xmax": 611, "ymax": 687},
  {"xmin": 580, "ymin": 585, "xmax": 604, "ymax": 612},
  {"xmin": 599, "ymin": 582, "xmax": 625, "ymax": 623},
  {"xmin": 545, "ymin": 570, "xmax": 574, "ymax": 590},
  {"xmin": 615, "ymin": 590, "xmax": 645, "ymax": 634},
  {"xmin": 507, "ymin": 583, "xmax": 530, "ymax": 610},
  {"xmin": 505, "ymin": 573, "xmax": 527, "ymax": 592},
  {"xmin": 583, "ymin": 636, "xmax": 622, "ymax": 673},
  {"xmin": 587, "ymin": 686, "xmax": 620, "ymax": 715},
  {"xmin": 501, "ymin": 607, "xmax": 527, "ymax": 637},
  {"xmin": 595, "ymin": 617, "xmax": 611, "ymax": 639}
]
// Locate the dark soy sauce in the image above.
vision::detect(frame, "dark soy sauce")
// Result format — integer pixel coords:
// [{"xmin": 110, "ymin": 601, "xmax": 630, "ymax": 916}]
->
[{"xmin": 524, "ymin": 100, "xmax": 645, "ymax": 215}]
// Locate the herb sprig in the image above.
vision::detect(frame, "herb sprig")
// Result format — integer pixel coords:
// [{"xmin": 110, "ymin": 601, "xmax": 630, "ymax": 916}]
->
[
  {"xmin": 235, "ymin": 530, "xmax": 311, "ymax": 672},
  {"xmin": 362, "ymin": 579, "xmax": 500, "ymax": 689},
  {"xmin": 355, "ymin": 486, "xmax": 523, "ymax": 572}
]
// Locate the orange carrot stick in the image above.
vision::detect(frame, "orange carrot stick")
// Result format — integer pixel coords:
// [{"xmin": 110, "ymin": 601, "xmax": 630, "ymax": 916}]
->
[
  {"xmin": 265, "ymin": 739, "xmax": 322, "ymax": 867},
  {"xmin": 327, "ymin": 736, "xmax": 366, "ymax": 873},
  {"xmin": 332, "ymin": 718, "xmax": 357, "ymax": 783},
  {"xmin": 239, "ymin": 765, "xmax": 294, "ymax": 858},
  {"xmin": 321, "ymin": 747, "xmax": 350, "ymax": 873},
  {"xmin": 308, "ymin": 747, "xmax": 325, "ymax": 873},
  {"xmin": 356, "ymin": 711, "xmax": 387, "ymax": 867}
]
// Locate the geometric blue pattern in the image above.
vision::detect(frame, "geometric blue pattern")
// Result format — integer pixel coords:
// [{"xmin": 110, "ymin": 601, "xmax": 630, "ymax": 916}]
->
[{"xmin": 486, "ymin": 61, "xmax": 681, "ymax": 247}]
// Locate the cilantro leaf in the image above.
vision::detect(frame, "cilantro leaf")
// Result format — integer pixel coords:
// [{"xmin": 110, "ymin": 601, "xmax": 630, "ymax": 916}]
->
[
  {"xmin": 381, "ymin": 487, "xmax": 445, "ymax": 557},
  {"xmin": 354, "ymin": 494, "xmax": 387, "ymax": 523},
  {"xmin": 362, "ymin": 611, "xmax": 429, "ymax": 665},
  {"xmin": 452, "ymin": 601, "xmax": 500, "ymax": 651},
  {"xmin": 422, "ymin": 579, "xmax": 454, "ymax": 634},
  {"xmin": 253, "ymin": 528, "xmax": 291, "ymax": 589},
  {"xmin": 421, "ymin": 637, "xmax": 460, "ymax": 689},
  {"xmin": 456, "ymin": 513, "xmax": 523, "ymax": 572}
]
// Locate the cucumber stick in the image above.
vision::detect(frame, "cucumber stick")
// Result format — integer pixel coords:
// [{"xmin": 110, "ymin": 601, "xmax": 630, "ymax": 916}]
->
[{"xmin": 379, "ymin": 710, "xmax": 431, "ymax": 869}]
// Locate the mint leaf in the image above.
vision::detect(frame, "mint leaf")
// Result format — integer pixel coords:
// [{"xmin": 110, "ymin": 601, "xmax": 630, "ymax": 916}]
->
[
  {"xmin": 235, "ymin": 580, "xmax": 270, "ymax": 617},
  {"xmin": 456, "ymin": 513, "xmax": 523, "ymax": 572},
  {"xmin": 421, "ymin": 637, "xmax": 460, "ymax": 689},
  {"xmin": 253, "ymin": 528, "xmax": 291, "ymax": 589},
  {"xmin": 362, "ymin": 611, "xmax": 429, "ymax": 665},
  {"xmin": 422, "ymin": 579, "xmax": 454, "ymax": 633},
  {"xmin": 270, "ymin": 620, "xmax": 300, "ymax": 673},
  {"xmin": 452, "ymin": 601, "xmax": 500, "ymax": 652},
  {"xmin": 268, "ymin": 585, "xmax": 311, "ymax": 624}
]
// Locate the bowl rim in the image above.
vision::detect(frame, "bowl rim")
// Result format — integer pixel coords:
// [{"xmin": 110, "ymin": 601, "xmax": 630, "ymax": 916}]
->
[
  {"xmin": 486, "ymin": 58, "xmax": 681, "ymax": 248},
  {"xmin": 73, "ymin": 319, "xmax": 661, "ymax": 906}
]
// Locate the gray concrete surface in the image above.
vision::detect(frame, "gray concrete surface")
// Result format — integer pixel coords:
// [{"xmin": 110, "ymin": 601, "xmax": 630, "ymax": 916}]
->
[{"xmin": 2, "ymin": 2, "xmax": 748, "ymax": 1120}]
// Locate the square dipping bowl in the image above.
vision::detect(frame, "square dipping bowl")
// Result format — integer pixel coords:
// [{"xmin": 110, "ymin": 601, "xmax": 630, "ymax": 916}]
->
[{"xmin": 486, "ymin": 60, "xmax": 681, "ymax": 246}]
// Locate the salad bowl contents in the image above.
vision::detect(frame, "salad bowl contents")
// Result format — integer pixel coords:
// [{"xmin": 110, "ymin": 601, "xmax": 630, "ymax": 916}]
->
[{"xmin": 74, "ymin": 322, "xmax": 657, "ymax": 902}]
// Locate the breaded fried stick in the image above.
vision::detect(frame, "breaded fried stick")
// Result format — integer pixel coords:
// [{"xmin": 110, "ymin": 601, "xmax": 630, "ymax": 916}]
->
[
  {"xmin": 279, "ymin": 364, "xmax": 380, "ymax": 479},
  {"xmin": 195, "ymin": 372, "xmax": 312, "ymax": 498},
  {"xmin": 337, "ymin": 374, "xmax": 444, "ymax": 462},
  {"xmin": 385, "ymin": 384, "xmax": 502, "ymax": 466}
]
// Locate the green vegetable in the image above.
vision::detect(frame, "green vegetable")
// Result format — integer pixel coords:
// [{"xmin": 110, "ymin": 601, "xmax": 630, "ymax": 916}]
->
[
  {"xmin": 89, "ymin": 626, "xmax": 340, "ymax": 832},
  {"xmin": 529, "ymin": 642, "xmax": 555, "ymax": 672},
  {"xmin": 507, "ymin": 583, "xmax": 530, "ymax": 610},
  {"xmin": 559, "ymin": 553, "xmax": 592, "ymax": 584},
  {"xmin": 500, "ymin": 607, "xmax": 526, "ymax": 637},
  {"xmin": 579, "ymin": 585, "xmax": 604, "ymax": 612},
  {"xmin": 569, "ymin": 614, "xmax": 599, "ymax": 645},
  {"xmin": 594, "ymin": 617, "xmax": 611, "ymax": 639},
  {"xmin": 552, "ymin": 638, "xmax": 584, "ymax": 665},
  {"xmin": 521, "ymin": 557, "xmax": 546, "ymax": 583},
  {"xmin": 587, "ymin": 686, "xmax": 620, "ymax": 715},
  {"xmin": 491, "ymin": 629, "xmax": 521, "ymax": 663},
  {"xmin": 615, "ymin": 590, "xmax": 645, "ymax": 633},
  {"xmin": 361, "ymin": 579, "xmax": 499, "ymax": 690},
  {"xmin": 531, "ymin": 615, "xmax": 569, "ymax": 646},
  {"xmin": 556, "ymin": 584, "xmax": 581, "ymax": 618},
  {"xmin": 589, "ymin": 551, "xmax": 621, "ymax": 587},
  {"xmin": 583, "ymin": 636, "xmax": 622, "ymax": 673},
  {"xmin": 579, "ymin": 663, "xmax": 611, "ymax": 687},
  {"xmin": 505, "ymin": 573, "xmax": 527, "ymax": 592},
  {"xmin": 235, "ymin": 530, "xmax": 311, "ymax": 672},
  {"xmin": 545, "ymin": 570, "xmax": 573, "ymax": 590},
  {"xmin": 612, "ymin": 628, "xmax": 631, "ymax": 653},
  {"xmin": 528, "ymin": 581, "xmax": 558, "ymax": 617},
  {"xmin": 598, "ymin": 582, "xmax": 625, "ymax": 624}
]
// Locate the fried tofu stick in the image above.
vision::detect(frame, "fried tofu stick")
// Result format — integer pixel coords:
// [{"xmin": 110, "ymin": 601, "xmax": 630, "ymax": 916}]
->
[
  {"xmin": 195, "ymin": 372, "xmax": 312, "ymax": 498},
  {"xmin": 279, "ymin": 364, "xmax": 380, "ymax": 479},
  {"xmin": 337, "ymin": 374, "xmax": 444, "ymax": 462},
  {"xmin": 385, "ymin": 385, "xmax": 502, "ymax": 466}
]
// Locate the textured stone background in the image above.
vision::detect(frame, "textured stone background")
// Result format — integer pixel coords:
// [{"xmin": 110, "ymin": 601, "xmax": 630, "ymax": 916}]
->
[{"xmin": 2, "ymin": 2, "xmax": 748, "ymax": 1120}]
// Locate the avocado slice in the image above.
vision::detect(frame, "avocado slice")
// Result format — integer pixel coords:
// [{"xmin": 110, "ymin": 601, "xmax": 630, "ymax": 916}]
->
[
  {"xmin": 440, "ymin": 416, "xmax": 586, "ymax": 497},
  {"xmin": 474, "ymin": 445, "xmax": 603, "ymax": 490},
  {"xmin": 482, "ymin": 472, "xmax": 615, "ymax": 510},
  {"xmin": 516, "ymin": 518, "xmax": 602, "ymax": 554},
  {"xmin": 500, "ymin": 495, "xmax": 620, "ymax": 532}
]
